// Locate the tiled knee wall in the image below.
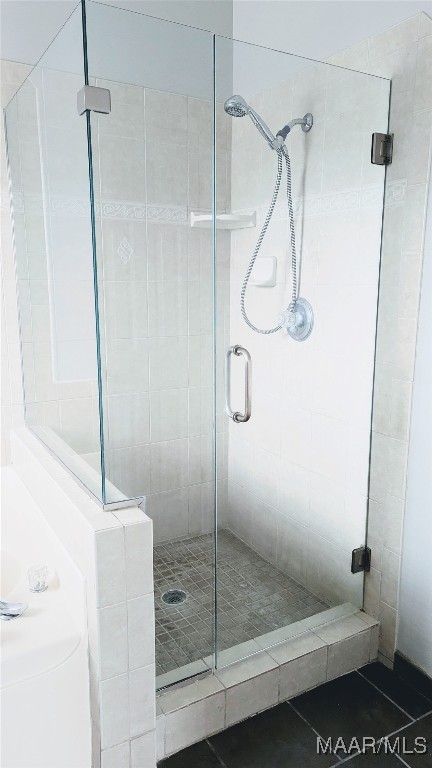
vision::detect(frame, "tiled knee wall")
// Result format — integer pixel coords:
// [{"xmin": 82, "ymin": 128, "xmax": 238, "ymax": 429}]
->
[
  {"xmin": 156, "ymin": 612, "xmax": 379, "ymax": 760},
  {"xmin": 94, "ymin": 504, "xmax": 156, "ymax": 768}
]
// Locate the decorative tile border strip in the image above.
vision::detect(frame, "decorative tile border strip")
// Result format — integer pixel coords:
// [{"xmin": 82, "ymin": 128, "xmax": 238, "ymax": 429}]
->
[
  {"xmin": 147, "ymin": 205, "xmax": 188, "ymax": 224},
  {"xmin": 236, "ymin": 179, "xmax": 407, "ymax": 225},
  {"xmin": 101, "ymin": 201, "xmax": 146, "ymax": 221},
  {"xmin": 5, "ymin": 180, "xmax": 405, "ymax": 224},
  {"xmin": 4, "ymin": 194, "xmax": 188, "ymax": 224}
]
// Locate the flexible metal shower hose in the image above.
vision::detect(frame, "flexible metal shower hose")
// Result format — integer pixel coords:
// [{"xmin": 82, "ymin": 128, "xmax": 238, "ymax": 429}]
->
[{"xmin": 240, "ymin": 144, "xmax": 298, "ymax": 334}]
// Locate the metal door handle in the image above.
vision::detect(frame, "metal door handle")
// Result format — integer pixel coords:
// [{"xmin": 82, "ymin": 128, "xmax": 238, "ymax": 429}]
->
[{"xmin": 225, "ymin": 345, "xmax": 252, "ymax": 423}]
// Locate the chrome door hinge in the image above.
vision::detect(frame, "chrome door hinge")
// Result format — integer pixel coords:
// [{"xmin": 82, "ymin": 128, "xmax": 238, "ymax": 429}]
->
[
  {"xmin": 351, "ymin": 546, "xmax": 371, "ymax": 574},
  {"xmin": 371, "ymin": 132, "xmax": 393, "ymax": 165},
  {"xmin": 77, "ymin": 85, "xmax": 111, "ymax": 116}
]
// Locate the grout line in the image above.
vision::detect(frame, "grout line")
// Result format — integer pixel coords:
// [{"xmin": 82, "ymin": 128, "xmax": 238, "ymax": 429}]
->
[
  {"xmin": 329, "ymin": 741, "xmax": 415, "ymax": 768},
  {"xmin": 206, "ymin": 737, "xmax": 230, "ymax": 768},
  {"xmin": 287, "ymin": 701, "xmax": 343, "ymax": 763},
  {"xmin": 330, "ymin": 754, "xmax": 361, "ymax": 766},
  {"xmin": 395, "ymin": 753, "xmax": 414, "ymax": 768},
  {"xmin": 356, "ymin": 669, "xmax": 415, "ymax": 722},
  {"xmin": 371, "ymin": 709, "xmax": 432, "ymax": 750},
  {"xmin": 360, "ymin": 665, "xmax": 432, "ymax": 712},
  {"xmin": 330, "ymin": 752, "xmax": 411, "ymax": 768},
  {"xmin": 290, "ymin": 668, "xmax": 431, "ymax": 767},
  {"xmin": 414, "ymin": 709, "xmax": 432, "ymax": 721}
]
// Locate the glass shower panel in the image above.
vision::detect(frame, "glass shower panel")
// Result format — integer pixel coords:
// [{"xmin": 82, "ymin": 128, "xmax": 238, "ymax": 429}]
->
[
  {"xmin": 4, "ymin": 5, "xmax": 103, "ymax": 501},
  {"xmin": 215, "ymin": 36, "xmax": 390, "ymax": 665},
  {"xmin": 84, "ymin": 1, "xmax": 217, "ymax": 687}
]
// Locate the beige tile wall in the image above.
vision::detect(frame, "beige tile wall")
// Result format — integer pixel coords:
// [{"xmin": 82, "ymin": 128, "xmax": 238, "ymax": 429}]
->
[{"xmin": 89, "ymin": 82, "xmax": 231, "ymax": 527}]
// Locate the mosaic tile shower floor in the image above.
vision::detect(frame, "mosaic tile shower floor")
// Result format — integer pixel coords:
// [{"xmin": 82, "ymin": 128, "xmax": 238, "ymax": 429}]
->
[{"xmin": 154, "ymin": 530, "xmax": 330, "ymax": 676}]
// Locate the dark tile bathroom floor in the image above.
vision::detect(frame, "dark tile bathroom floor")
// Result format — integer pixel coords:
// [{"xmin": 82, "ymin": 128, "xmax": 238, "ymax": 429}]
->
[
  {"xmin": 159, "ymin": 663, "xmax": 432, "ymax": 768},
  {"xmin": 154, "ymin": 530, "xmax": 329, "ymax": 676}
]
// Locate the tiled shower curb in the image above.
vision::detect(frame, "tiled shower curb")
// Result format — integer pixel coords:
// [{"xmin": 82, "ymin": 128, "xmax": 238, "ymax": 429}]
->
[{"xmin": 156, "ymin": 611, "xmax": 379, "ymax": 760}]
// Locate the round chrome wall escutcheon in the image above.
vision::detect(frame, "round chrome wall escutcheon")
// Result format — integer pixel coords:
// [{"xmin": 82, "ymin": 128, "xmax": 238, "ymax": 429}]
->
[
  {"xmin": 287, "ymin": 297, "xmax": 314, "ymax": 341},
  {"xmin": 301, "ymin": 113, "xmax": 313, "ymax": 132}
]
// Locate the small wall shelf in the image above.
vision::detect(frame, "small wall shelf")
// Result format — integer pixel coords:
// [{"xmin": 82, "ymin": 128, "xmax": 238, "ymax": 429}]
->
[{"xmin": 190, "ymin": 212, "xmax": 256, "ymax": 230}]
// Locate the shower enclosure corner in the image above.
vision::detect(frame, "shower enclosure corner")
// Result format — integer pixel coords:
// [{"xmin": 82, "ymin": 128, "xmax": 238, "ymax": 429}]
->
[{"xmin": 4, "ymin": 0, "xmax": 390, "ymax": 691}]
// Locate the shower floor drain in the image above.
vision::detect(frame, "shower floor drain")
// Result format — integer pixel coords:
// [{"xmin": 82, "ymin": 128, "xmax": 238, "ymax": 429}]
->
[{"xmin": 161, "ymin": 589, "xmax": 187, "ymax": 606}]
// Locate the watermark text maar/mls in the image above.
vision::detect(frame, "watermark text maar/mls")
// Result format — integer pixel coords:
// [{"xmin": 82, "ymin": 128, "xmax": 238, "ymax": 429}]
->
[{"xmin": 317, "ymin": 736, "xmax": 429, "ymax": 756}]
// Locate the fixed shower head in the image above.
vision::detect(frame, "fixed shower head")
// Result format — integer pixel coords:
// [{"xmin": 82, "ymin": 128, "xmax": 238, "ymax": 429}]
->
[{"xmin": 224, "ymin": 94, "xmax": 277, "ymax": 150}]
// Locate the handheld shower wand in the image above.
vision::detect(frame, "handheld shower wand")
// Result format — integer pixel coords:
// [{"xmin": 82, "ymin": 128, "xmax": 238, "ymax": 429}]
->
[
  {"xmin": 224, "ymin": 95, "xmax": 314, "ymax": 340},
  {"xmin": 224, "ymin": 95, "xmax": 313, "ymax": 150},
  {"xmin": 224, "ymin": 95, "xmax": 278, "ymax": 150}
]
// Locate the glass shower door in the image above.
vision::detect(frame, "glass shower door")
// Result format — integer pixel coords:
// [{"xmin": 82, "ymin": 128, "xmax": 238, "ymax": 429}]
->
[{"xmin": 214, "ymin": 35, "xmax": 390, "ymax": 666}]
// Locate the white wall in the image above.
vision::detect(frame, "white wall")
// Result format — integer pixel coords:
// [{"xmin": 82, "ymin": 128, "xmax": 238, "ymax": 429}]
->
[
  {"xmin": 35, "ymin": 2, "xmax": 218, "ymax": 101},
  {"xmin": 0, "ymin": 0, "xmax": 233, "ymax": 65},
  {"xmin": 4, "ymin": 0, "xmax": 430, "ymax": 70},
  {"xmin": 233, "ymin": 1, "xmax": 431, "ymax": 59},
  {"xmin": 397, "ymin": 165, "xmax": 432, "ymax": 678}
]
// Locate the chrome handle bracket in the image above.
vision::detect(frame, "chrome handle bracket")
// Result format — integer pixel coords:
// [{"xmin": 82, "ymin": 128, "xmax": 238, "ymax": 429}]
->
[{"xmin": 225, "ymin": 345, "xmax": 252, "ymax": 423}]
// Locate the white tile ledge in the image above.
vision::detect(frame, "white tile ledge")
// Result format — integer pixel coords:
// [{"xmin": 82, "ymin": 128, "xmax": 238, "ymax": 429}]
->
[
  {"xmin": 11, "ymin": 427, "xmax": 152, "ymax": 529},
  {"xmin": 156, "ymin": 659, "xmax": 210, "ymax": 691},
  {"xmin": 158, "ymin": 674, "xmax": 224, "ymax": 714},
  {"xmin": 215, "ymin": 650, "xmax": 278, "ymax": 688},
  {"xmin": 356, "ymin": 610, "xmax": 380, "ymax": 627},
  {"xmin": 157, "ymin": 611, "xmax": 379, "ymax": 760},
  {"xmin": 313, "ymin": 612, "xmax": 375, "ymax": 644}
]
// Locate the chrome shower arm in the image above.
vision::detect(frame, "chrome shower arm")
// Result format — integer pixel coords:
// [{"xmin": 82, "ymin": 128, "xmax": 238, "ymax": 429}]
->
[{"xmin": 276, "ymin": 113, "xmax": 313, "ymax": 140}]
